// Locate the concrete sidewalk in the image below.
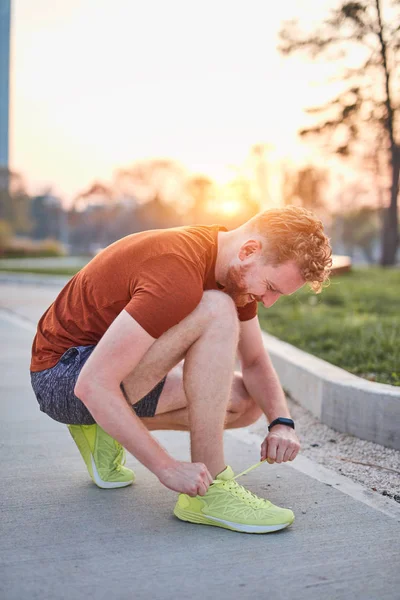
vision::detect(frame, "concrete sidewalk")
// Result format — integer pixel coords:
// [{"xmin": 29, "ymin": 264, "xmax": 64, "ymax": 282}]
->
[{"xmin": 1, "ymin": 283, "xmax": 400, "ymax": 600}]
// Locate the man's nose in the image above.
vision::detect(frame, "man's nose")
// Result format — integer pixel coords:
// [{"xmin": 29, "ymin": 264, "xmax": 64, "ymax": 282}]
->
[{"xmin": 262, "ymin": 293, "xmax": 280, "ymax": 308}]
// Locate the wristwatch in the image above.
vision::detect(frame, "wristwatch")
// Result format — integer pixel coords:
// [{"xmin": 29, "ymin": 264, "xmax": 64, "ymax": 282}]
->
[{"xmin": 268, "ymin": 417, "xmax": 295, "ymax": 432}]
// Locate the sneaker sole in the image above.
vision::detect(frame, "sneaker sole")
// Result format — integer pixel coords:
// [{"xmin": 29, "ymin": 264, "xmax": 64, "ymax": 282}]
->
[
  {"xmin": 173, "ymin": 505, "xmax": 294, "ymax": 534},
  {"xmin": 90, "ymin": 456, "xmax": 134, "ymax": 489},
  {"xmin": 68, "ymin": 426, "xmax": 134, "ymax": 489}
]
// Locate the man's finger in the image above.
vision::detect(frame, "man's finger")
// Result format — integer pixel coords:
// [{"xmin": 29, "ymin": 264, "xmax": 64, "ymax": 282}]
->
[
  {"xmin": 283, "ymin": 445, "xmax": 294, "ymax": 462},
  {"xmin": 266, "ymin": 437, "xmax": 278, "ymax": 462},
  {"xmin": 288, "ymin": 447, "xmax": 299, "ymax": 461},
  {"xmin": 275, "ymin": 444, "xmax": 286, "ymax": 464},
  {"xmin": 260, "ymin": 440, "xmax": 267, "ymax": 461}
]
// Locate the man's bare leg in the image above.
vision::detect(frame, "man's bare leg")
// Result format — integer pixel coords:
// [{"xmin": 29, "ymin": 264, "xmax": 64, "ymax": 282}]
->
[
  {"xmin": 141, "ymin": 403, "xmax": 262, "ymax": 431},
  {"xmin": 140, "ymin": 367, "xmax": 263, "ymax": 431},
  {"xmin": 121, "ymin": 291, "xmax": 240, "ymax": 478}
]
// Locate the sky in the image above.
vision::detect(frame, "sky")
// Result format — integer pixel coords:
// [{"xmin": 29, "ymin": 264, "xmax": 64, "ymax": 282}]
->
[{"xmin": 9, "ymin": 0, "xmax": 345, "ymax": 206}]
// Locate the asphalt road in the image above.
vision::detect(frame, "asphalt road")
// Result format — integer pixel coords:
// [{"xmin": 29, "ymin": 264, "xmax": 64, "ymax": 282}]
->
[{"xmin": 1, "ymin": 280, "xmax": 400, "ymax": 600}]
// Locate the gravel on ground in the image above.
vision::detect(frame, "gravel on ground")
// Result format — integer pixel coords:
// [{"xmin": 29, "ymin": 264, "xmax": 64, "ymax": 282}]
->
[{"xmin": 251, "ymin": 393, "xmax": 400, "ymax": 504}]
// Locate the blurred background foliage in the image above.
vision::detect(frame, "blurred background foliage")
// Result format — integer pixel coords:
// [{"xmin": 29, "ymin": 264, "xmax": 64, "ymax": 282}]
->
[
  {"xmin": 1, "ymin": 1, "xmax": 399, "ymax": 264},
  {"xmin": 0, "ymin": 149, "xmax": 396, "ymax": 263}
]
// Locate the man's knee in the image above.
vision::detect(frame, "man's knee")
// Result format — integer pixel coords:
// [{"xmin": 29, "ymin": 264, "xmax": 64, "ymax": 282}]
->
[{"xmin": 199, "ymin": 290, "xmax": 239, "ymax": 329}]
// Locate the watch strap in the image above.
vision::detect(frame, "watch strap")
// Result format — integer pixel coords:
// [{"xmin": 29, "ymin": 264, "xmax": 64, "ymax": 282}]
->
[{"xmin": 268, "ymin": 417, "xmax": 295, "ymax": 431}]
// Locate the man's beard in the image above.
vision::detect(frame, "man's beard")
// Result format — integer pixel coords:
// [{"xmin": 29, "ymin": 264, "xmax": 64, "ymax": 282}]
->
[{"xmin": 219, "ymin": 263, "xmax": 255, "ymax": 307}]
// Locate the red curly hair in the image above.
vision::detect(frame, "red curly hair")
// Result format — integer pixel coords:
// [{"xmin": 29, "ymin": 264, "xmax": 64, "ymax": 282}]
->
[{"xmin": 244, "ymin": 206, "xmax": 332, "ymax": 293}]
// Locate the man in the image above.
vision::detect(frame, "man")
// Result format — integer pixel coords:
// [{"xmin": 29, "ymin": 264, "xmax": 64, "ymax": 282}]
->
[{"xmin": 30, "ymin": 205, "xmax": 332, "ymax": 534}]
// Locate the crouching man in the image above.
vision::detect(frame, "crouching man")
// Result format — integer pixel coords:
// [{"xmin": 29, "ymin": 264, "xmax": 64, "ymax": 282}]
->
[{"xmin": 30, "ymin": 206, "xmax": 332, "ymax": 534}]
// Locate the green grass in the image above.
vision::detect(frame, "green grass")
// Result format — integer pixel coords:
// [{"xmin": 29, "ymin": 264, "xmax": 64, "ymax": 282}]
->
[
  {"xmin": 258, "ymin": 267, "xmax": 400, "ymax": 387},
  {"xmin": 2, "ymin": 264, "xmax": 399, "ymax": 386},
  {"xmin": 0, "ymin": 267, "xmax": 79, "ymax": 276}
]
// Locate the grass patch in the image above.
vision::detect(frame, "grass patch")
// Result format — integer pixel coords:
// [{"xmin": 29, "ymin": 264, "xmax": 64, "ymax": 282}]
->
[
  {"xmin": 258, "ymin": 267, "xmax": 400, "ymax": 387},
  {"xmin": 0, "ymin": 267, "xmax": 79, "ymax": 276}
]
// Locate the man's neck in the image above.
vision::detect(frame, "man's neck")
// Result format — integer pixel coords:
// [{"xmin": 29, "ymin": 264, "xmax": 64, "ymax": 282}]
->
[{"xmin": 215, "ymin": 230, "xmax": 232, "ymax": 287}]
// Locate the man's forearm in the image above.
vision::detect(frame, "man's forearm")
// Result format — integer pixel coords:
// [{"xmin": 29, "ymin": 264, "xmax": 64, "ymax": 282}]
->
[
  {"xmin": 82, "ymin": 387, "xmax": 176, "ymax": 475},
  {"xmin": 241, "ymin": 352, "xmax": 291, "ymax": 423}
]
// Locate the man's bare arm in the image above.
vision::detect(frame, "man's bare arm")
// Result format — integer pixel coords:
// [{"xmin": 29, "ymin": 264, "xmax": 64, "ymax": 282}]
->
[
  {"xmin": 238, "ymin": 316, "xmax": 300, "ymax": 463},
  {"xmin": 238, "ymin": 316, "xmax": 291, "ymax": 421},
  {"xmin": 74, "ymin": 311, "xmax": 174, "ymax": 471},
  {"xmin": 74, "ymin": 310, "xmax": 212, "ymax": 494}
]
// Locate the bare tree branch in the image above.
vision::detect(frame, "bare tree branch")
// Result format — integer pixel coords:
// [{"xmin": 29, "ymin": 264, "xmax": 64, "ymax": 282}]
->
[{"xmin": 278, "ymin": 0, "xmax": 399, "ymax": 263}]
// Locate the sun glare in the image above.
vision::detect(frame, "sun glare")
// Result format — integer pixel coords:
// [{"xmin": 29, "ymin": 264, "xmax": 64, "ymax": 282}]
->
[
  {"xmin": 219, "ymin": 200, "xmax": 242, "ymax": 216},
  {"xmin": 11, "ymin": 0, "xmax": 334, "ymax": 201}
]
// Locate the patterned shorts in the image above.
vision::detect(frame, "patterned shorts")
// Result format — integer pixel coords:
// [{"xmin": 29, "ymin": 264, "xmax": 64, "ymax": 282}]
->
[{"xmin": 30, "ymin": 345, "xmax": 166, "ymax": 425}]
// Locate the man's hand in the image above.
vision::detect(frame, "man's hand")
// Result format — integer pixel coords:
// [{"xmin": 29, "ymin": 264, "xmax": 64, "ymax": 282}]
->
[
  {"xmin": 156, "ymin": 460, "xmax": 214, "ymax": 496},
  {"xmin": 260, "ymin": 425, "xmax": 300, "ymax": 464}
]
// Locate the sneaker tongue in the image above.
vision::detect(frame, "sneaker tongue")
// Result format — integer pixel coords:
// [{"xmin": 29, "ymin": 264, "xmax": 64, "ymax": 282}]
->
[{"xmin": 215, "ymin": 465, "xmax": 235, "ymax": 481}]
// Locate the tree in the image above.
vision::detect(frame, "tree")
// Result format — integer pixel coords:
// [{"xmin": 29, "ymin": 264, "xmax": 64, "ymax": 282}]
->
[
  {"xmin": 0, "ymin": 167, "xmax": 32, "ymax": 234},
  {"xmin": 31, "ymin": 191, "xmax": 64, "ymax": 240},
  {"xmin": 68, "ymin": 161, "xmax": 187, "ymax": 252},
  {"xmin": 113, "ymin": 159, "xmax": 188, "ymax": 217},
  {"xmin": 0, "ymin": 220, "xmax": 12, "ymax": 252},
  {"xmin": 69, "ymin": 182, "xmax": 119, "ymax": 251},
  {"xmin": 186, "ymin": 175, "xmax": 215, "ymax": 224},
  {"xmin": 282, "ymin": 165, "xmax": 328, "ymax": 213},
  {"xmin": 114, "ymin": 159, "xmax": 188, "ymax": 228},
  {"xmin": 340, "ymin": 206, "xmax": 381, "ymax": 262},
  {"xmin": 72, "ymin": 182, "xmax": 114, "ymax": 212},
  {"xmin": 279, "ymin": 0, "xmax": 400, "ymax": 265}
]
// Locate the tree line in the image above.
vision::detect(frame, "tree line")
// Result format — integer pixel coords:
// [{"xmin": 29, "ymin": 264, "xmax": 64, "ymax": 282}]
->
[{"xmin": 0, "ymin": 156, "xmax": 391, "ymax": 264}]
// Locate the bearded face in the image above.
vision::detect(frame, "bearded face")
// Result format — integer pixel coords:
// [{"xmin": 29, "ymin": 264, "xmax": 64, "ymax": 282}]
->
[
  {"xmin": 218, "ymin": 255, "xmax": 306, "ymax": 310},
  {"xmin": 220, "ymin": 263, "xmax": 254, "ymax": 307}
]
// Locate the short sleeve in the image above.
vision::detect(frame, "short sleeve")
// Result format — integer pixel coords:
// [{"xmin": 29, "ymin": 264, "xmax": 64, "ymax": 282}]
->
[
  {"xmin": 125, "ymin": 254, "xmax": 204, "ymax": 338},
  {"xmin": 237, "ymin": 300, "xmax": 258, "ymax": 322}
]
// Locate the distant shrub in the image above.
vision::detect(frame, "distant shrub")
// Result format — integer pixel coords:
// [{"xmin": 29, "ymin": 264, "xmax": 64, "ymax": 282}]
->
[
  {"xmin": 36, "ymin": 239, "xmax": 67, "ymax": 257},
  {"xmin": 0, "ymin": 220, "xmax": 12, "ymax": 250},
  {"xmin": 1, "ymin": 237, "xmax": 66, "ymax": 258}
]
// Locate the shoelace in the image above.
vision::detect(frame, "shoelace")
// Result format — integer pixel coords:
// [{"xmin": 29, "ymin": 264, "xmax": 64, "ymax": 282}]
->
[{"xmin": 211, "ymin": 460, "xmax": 272, "ymax": 509}]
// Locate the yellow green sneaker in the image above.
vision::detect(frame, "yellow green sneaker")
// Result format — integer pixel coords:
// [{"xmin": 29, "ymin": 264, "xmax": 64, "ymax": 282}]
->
[
  {"xmin": 174, "ymin": 463, "xmax": 294, "ymax": 534},
  {"xmin": 67, "ymin": 424, "xmax": 135, "ymax": 489}
]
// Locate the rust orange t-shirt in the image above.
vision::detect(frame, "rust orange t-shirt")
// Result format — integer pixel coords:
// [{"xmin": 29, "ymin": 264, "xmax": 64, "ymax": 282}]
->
[{"xmin": 30, "ymin": 224, "xmax": 258, "ymax": 371}]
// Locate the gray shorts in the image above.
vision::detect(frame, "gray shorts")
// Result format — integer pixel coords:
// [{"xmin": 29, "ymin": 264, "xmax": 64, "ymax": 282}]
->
[{"xmin": 30, "ymin": 345, "xmax": 166, "ymax": 425}]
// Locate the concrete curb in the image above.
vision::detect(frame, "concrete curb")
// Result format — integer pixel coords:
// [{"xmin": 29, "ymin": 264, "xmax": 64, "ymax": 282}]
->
[{"xmin": 261, "ymin": 331, "xmax": 400, "ymax": 451}]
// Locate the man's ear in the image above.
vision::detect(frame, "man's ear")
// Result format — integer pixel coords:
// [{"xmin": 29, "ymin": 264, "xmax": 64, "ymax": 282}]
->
[{"xmin": 238, "ymin": 239, "xmax": 262, "ymax": 261}]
